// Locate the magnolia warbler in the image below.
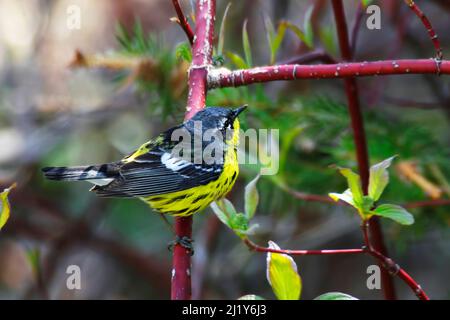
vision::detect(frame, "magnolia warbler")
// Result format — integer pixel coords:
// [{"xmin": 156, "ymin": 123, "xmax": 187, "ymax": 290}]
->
[{"xmin": 42, "ymin": 106, "xmax": 246, "ymax": 218}]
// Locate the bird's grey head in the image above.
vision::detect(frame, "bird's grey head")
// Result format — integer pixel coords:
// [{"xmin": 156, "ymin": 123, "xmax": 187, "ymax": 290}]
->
[{"xmin": 185, "ymin": 105, "xmax": 247, "ymax": 133}]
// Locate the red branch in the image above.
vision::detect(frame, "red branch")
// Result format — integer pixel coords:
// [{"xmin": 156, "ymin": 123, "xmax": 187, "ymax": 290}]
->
[
  {"xmin": 331, "ymin": 0, "xmax": 396, "ymax": 300},
  {"xmin": 396, "ymin": 268, "xmax": 429, "ymax": 300},
  {"xmin": 362, "ymin": 223, "xmax": 429, "ymax": 300},
  {"xmin": 404, "ymin": 0, "xmax": 443, "ymax": 60},
  {"xmin": 172, "ymin": 0, "xmax": 195, "ymax": 45},
  {"xmin": 207, "ymin": 59, "xmax": 450, "ymax": 89},
  {"xmin": 171, "ymin": 0, "xmax": 216, "ymax": 300},
  {"xmin": 244, "ymin": 238, "xmax": 364, "ymax": 256},
  {"xmin": 245, "ymin": 236, "xmax": 429, "ymax": 300}
]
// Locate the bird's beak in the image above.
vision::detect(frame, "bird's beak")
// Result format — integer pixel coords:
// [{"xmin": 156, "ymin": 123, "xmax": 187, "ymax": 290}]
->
[{"xmin": 233, "ymin": 105, "xmax": 248, "ymax": 118}]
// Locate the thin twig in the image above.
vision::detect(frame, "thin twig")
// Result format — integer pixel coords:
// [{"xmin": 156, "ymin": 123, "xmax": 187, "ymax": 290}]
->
[
  {"xmin": 404, "ymin": 0, "xmax": 443, "ymax": 61},
  {"xmin": 172, "ymin": 0, "xmax": 195, "ymax": 45},
  {"xmin": 244, "ymin": 238, "xmax": 364, "ymax": 256}
]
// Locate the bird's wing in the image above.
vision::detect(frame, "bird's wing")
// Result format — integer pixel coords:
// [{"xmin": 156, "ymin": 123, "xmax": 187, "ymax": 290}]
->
[{"xmin": 93, "ymin": 144, "xmax": 223, "ymax": 198}]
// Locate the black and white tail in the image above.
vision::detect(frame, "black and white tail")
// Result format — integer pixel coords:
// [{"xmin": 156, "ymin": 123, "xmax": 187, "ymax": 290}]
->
[{"xmin": 42, "ymin": 164, "xmax": 118, "ymax": 186}]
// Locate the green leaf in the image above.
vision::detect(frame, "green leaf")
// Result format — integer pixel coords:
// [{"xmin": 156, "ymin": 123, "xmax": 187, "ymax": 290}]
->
[
  {"xmin": 266, "ymin": 241, "xmax": 302, "ymax": 300},
  {"xmin": 314, "ymin": 292, "xmax": 358, "ymax": 300},
  {"xmin": 116, "ymin": 23, "xmax": 132, "ymax": 52},
  {"xmin": 280, "ymin": 21, "xmax": 301, "ymax": 45},
  {"xmin": 211, "ymin": 198, "xmax": 238, "ymax": 228},
  {"xmin": 244, "ymin": 175, "xmax": 260, "ymax": 220},
  {"xmin": 0, "ymin": 183, "xmax": 16, "ymax": 230},
  {"xmin": 264, "ymin": 16, "xmax": 277, "ymax": 65},
  {"xmin": 371, "ymin": 204, "xmax": 414, "ymax": 225},
  {"xmin": 175, "ymin": 42, "xmax": 192, "ymax": 62},
  {"xmin": 361, "ymin": 196, "xmax": 375, "ymax": 214},
  {"xmin": 242, "ymin": 20, "xmax": 252, "ymax": 67},
  {"xmin": 229, "ymin": 213, "xmax": 249, "ymax": 238},
  {"xmin": 217, "ymin": 2, "xmax": 232, "ymax": 56},
  {"xmin": 210, "ymin": 201, "xmax": 230, "ymax": 227},
  {"xmin": 226, "ymin": 51, "xmax": 248, "ymax": 69},
  {"xmin": 221, "ymin": 198, "xmax": 237, "ymax": 216},
  {"xmin": 319, "ymin": 25, "xmax": 337, "ymax": 56},
  {"xmin": 338, "ymin": 167, "xmax": 364, "ymax": 209},
  {"xmin": 238, "ymin": 294, "xmax": 265, "ymax": 300},
  {"xmin": 369, "ymin": 156, "xmax": 396, "ymax": 201},
  {"xmin": 303, "ymin": 6, "xmax": 315, "ymax": 48},
  {"xmin": 212, "ymin": 199, "xmax": 252, "ymax": 238},
  {"xmin": 271, "ymin": 23, "xmax": 287, "ymax": 61}
]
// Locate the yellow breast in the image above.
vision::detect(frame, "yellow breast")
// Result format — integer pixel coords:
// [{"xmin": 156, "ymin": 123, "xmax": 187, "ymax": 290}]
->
[
  {"xmin": 141, "ymin": 118, "xmax": 241, "ymax": 216},
  {"xmin": 143, "ymin": 148, "xmax": 238, "ymax": 216}
]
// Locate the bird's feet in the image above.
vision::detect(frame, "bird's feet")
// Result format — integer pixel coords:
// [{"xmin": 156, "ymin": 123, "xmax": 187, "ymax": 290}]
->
[{"xmin": 168, "ymin": 236, "xmax": 194, "ymax": 256}]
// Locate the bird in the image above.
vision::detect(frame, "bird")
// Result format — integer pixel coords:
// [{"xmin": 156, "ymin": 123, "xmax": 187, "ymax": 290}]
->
[{"xmin": 42, "ymin": 106, "xmax": 247, "ymax": 218}]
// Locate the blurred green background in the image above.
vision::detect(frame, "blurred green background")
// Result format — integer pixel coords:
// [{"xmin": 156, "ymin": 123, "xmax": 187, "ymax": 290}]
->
[{"xmin": 0, "ymin": 0, "xmax": 449, "ymax": 299}]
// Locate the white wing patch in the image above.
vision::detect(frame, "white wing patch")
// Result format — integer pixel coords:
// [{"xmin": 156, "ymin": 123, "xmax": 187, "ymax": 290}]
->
[
  {"xmin": 87, "ymin": 178, "xmax": 114, "ymax": 186},
  {"xmin": 161, "ymin": 152, "xmax": 192, "ymax": 172},
  {"xmin": 86, "ymin": 169, "xmax": 103, "ymax": 178}
]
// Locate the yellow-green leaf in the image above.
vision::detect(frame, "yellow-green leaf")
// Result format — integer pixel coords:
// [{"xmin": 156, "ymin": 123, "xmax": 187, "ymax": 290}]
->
[
  {"xmin": 338, "ymin": 167, "xmax": 364, "ymax": 209},
  {"xmin": 210, "ymin": 201, "xmax": 230, "ymax": 227},
  {"xmin": 226, "ymin": 51, "xmax": 248, "ymax": 69},
  {"xmin": 271, "ymin": 22, "xmax": 287, "ymax": 60},
  {"xmin": 0, "ymin": 183, "xmax": 16, "ymax": 230},
  {"xmin": 244, "ymin": 175, "xmax": 260, "ymax": 220},
  {"xmin": 266, "ymin": 241, "xmax": 302, "ymax": 300},
  {"xmin": 369, "ymin": 156, "xmax": 395, "ymax": 201}
]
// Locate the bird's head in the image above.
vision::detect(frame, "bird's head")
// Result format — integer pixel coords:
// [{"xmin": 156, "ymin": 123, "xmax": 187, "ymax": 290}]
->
[{"xmin": 186, "ymin": 105, "xmax": 247, "ymax": 147}]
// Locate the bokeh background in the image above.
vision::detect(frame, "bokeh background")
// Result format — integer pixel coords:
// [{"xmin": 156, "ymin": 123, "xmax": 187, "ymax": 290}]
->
[{"xmin": 0, "ymin": 0, "xmax": 449, "ymax": 299}]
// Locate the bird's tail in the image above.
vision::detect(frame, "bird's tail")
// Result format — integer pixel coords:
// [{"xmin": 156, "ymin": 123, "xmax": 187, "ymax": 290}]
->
[{"xmin": 42, "ymin": 164, "xmax": 118, "ymax": 182}]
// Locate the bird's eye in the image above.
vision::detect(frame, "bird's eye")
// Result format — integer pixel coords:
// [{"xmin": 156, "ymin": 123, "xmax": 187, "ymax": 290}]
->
[{"xmin": 225, "ymin": 119, "xmax": 233, "ymax": 129}]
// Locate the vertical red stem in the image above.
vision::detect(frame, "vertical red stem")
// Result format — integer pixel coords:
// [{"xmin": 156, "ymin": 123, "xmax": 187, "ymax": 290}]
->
[
  {"xmin": 171, "ymin": 217, "xmax": 193, "ymax": 299},
  {"xmin": 171, "ymin": 0, "xmax": 216, "ymax": 300},
  {"xmin": 331, "ymin": 0, "xmax": 397, "ymax": 300}
]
